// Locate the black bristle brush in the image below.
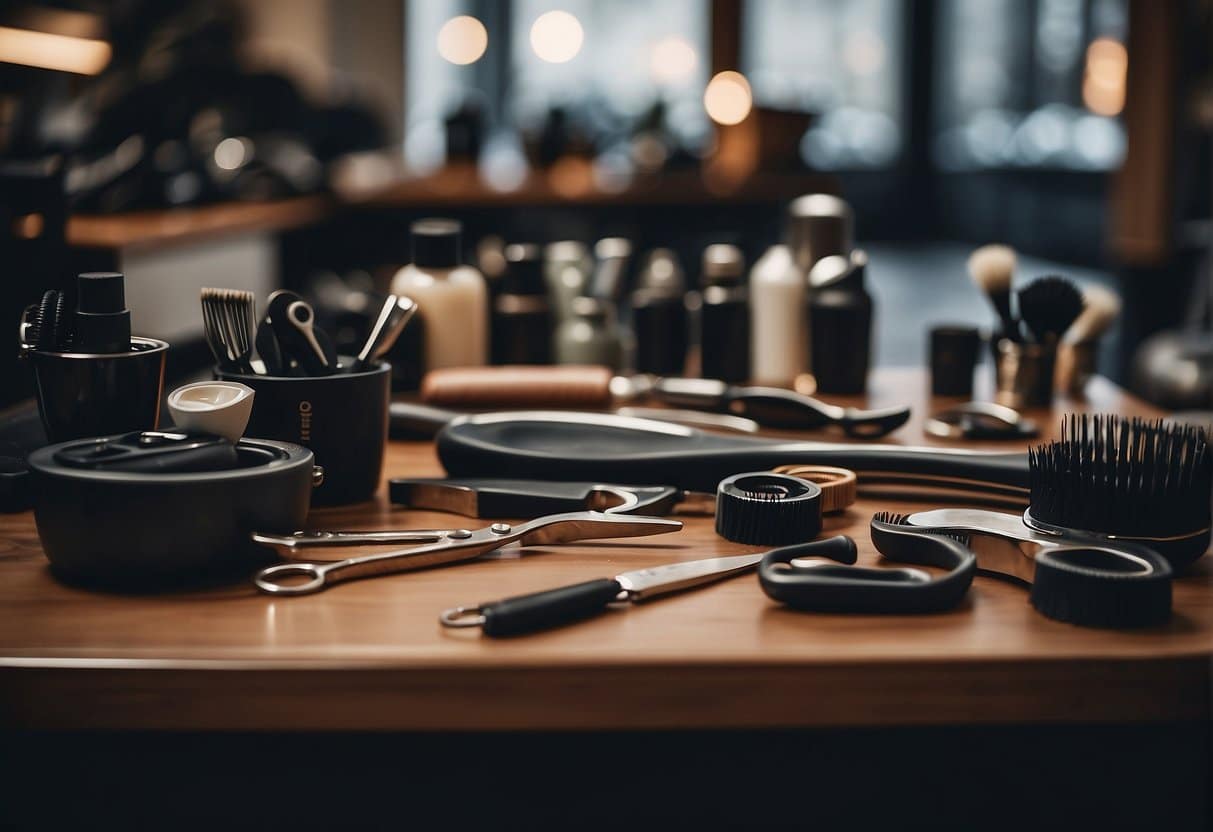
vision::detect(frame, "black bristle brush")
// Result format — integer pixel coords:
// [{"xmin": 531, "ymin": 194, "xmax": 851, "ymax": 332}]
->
[
  {"xmin": 715, "ymin": 472, "xmax": 823, "ymax": 545},
  {"xmin": 1027, "ymin": 414, "xmax": 1211, "ymax": 568},
  {"xmin": 1016, "ymin": 275, "xmax": 1084, "ymax": 344}
]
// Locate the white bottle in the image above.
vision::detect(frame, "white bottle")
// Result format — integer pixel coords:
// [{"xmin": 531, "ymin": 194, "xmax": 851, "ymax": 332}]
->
[
  {"xmin": 749, "ymin": 244, "xmax": 807, "ymax": 386},
  {"xmin": 390, "ymin": 218, "xmax": 487, "ymax": 371}
]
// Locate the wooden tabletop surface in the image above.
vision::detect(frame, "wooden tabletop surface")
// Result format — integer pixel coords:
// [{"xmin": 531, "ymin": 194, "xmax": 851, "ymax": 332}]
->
[{"xmin": 1, "ymin": 368, "xmax": 1209, "ymax": 731}]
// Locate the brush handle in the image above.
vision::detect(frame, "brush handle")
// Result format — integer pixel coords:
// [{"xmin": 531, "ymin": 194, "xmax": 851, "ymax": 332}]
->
[{"xmin": 421, "ymin": 365, "xmax": 615, "ymax": 409}]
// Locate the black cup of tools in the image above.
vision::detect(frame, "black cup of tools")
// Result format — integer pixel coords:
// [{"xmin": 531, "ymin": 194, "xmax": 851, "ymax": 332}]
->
[
  {"xmin": 929, "ymin": 325, "xmax": 981, "ymax": 398},
  {"xmin": 20, "ymin": 272, "xmax": 169, "ymax": 442},
  {"xmin": 217, "ymin": 361, "xmax": 390, "ymax": 505}
]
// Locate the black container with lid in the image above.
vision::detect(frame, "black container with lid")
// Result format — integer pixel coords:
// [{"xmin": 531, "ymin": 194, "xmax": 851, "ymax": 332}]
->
[
  {"xmin": 698, "ymin": 244, "xmax": 749, "ymax": 383},
  {"xmin": 807, "ymin": 251, "xmax": 872, "ymax": 395},
  {"xmin": 492, "ymin": 243, "xmax": 553, "ymax": 365}
]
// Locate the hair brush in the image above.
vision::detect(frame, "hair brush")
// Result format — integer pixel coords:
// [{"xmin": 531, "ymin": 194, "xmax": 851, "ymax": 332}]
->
[
  {"xmin": 1016, "ymin": 275, "xmax": 1084, "ymax": 344},
  {"xmin": 1026, "ymin": 414, "xmax": 1210, "ymax": 566},
  {"xmin": 1063, "ymin": 283, "xmax": 1121, "ymax": 345}
]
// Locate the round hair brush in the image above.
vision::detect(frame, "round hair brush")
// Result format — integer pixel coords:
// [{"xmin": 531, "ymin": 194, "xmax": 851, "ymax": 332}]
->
[
  {"xmin": 715, "ymin": 472, "xmax": 823, "ymax": 545},
  {"xmin": 1016, "ymin": 275, "xmax": 1084, "ymax": 344},
  {"xmin": 967, "ymin": 245, "xmax": 1018, "ymax": 338}
]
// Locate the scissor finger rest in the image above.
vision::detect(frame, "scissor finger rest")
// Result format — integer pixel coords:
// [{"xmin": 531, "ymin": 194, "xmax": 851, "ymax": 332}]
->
[{"xmin": 255, "ymin": 562, "xmax": 330, "ymax": 595}]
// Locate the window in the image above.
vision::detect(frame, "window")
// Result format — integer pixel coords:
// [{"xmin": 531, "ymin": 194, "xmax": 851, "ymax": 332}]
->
[
  {"xmin": 933, "ymin": 0, "xmax": 1129, "ymax": 171},
  {"xmin": 741, "ymin": 0, "xmax": 905, "ymax": 169}
]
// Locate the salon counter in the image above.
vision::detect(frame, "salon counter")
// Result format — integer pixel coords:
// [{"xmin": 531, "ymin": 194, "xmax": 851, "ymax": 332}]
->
[{"xmin": 0, "ymin": 368, "xmax": 1210, "ymax": 733}]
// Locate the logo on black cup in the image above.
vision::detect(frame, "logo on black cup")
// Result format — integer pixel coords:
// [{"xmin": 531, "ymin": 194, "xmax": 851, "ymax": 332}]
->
[{"xmin": 299, "ymin": 400, "xmax": 312, "ymax": 441}]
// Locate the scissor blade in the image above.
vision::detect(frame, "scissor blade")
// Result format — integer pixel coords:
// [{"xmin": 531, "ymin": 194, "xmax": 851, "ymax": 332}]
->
[{"xmin": 616, "ymin": 553, "xmax": 765, "ymax": 601}]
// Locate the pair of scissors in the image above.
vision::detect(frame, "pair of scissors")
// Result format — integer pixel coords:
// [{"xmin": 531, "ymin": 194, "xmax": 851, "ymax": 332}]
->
[{"xmin": 251, "ymin": 512, "xmax": 682, "ymax": 596}]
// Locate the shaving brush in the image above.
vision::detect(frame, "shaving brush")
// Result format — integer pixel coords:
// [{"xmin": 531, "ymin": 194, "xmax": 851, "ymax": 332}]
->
[
  {"xmin": 967, "ymin": 245, "xmax": 1018, "ymax": 340},
  {"xmin": 1057, "ymin": 283, "xmax": 1121, "ymax": 396},
  {"xmin": 996, "ymin": 275, "xmax": 1083, "ymax": 408},
  {"xmin": 1016, "ymin": 276, "xmax": 1084, "ymax": 346},
  {"xmin": 1063, "ymin": 283, "xmax": 1121, "ymax": 346}
]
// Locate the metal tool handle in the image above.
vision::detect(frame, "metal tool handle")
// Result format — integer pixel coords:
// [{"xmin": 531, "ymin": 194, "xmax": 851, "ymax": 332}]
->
[
  {"xmin": 758, "ymin": 534, "xmax": 976, "ymax": 614},
  {"xmin": 442, "ymin": 578, "xmax": 625, "ymax": 636},
  {"xmin": 255, "ymin": 561, "xmax": 334, "ymax": 595},
  {"xmin": 389, "ymin": 478, "xmax": 685, "ymax": 518},
  {"xmin": 251, "ymin": 528, "xmax": 464, "ymax": 554},
  {"xmin": 650, "ymin": 379, "xmax": 911, "ymax": 438}
]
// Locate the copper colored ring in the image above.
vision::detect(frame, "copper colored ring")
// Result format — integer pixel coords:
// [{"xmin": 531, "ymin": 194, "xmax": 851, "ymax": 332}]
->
[{"xmin": 772, "ymin": 465, "xmax": 858, "ymax": 514}]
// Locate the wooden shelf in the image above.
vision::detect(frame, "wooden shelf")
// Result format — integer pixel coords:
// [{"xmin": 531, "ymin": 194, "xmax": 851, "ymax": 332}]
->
[
  {"xmin": 67, "ymin": 195, "xmax": 334, "ymax": 251},
  {"xmin": 347, "ymin": 164, "xmax": 838, "ymax": 209}
]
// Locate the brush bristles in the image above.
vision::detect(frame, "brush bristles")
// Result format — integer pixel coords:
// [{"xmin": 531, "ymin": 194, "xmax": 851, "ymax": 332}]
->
[
  {"xmin": 872, "ymin": 511, "xmax": 910, "ymax": 525},
  {"xmin": 1063, "ymin": 284, "xmax": 1121, "ymax": 344},
  {"xmin": 966, "ymin": 245, "xmax": 1016, "ymax": 292},
  {"xmin": 1028, "ymin": 414, "xmax": 1212, "ymax": 538},
  {"xmin": 200, "ymin": 287, "xmax": 256, "ymax": 369},
  {"xmin": 1017, "ymin": 275, "xmax": 1084, "ymax": 342}
]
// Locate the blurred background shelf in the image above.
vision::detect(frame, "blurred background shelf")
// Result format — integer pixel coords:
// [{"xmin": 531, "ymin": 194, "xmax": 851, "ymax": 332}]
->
[
  {"xmin": 349, "ymin": 166, "xmax": 837, "ymax": 208},
  {"xmin": 66, "ymin": 195, "xmax": 335, "ymax": 251}
]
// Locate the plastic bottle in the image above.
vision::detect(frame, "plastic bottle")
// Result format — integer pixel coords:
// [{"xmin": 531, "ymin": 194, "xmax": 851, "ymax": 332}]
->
[
  {"xmin": 808, "ymin": 250, "xmax": 872, "ymax": 394},
  {"xmin": 698, "ymin": 244, "xmax": 748, "ymax": 382},
  {"xmin": 630, "ymin": 249, "xmax": 687, "ymax": 376},
  {"xmin": 749, "ymin": 244, "xmax": 806, "ymax": 386},
  {"xmin": 492, "ymin": 243, "xmax": 552, "ymax": 365},
  {"xmin": 555, "ymin": 296, "xmax": 622, "ymax": 370},
  {"xmin": 390, "ymin": 218, "xmax": 487, "ymax": 372}
]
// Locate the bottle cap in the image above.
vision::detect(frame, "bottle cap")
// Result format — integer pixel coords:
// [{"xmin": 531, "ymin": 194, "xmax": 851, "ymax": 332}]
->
[
  {"xmin": 701, "ymin": 244, "xmax": 745, "ymax": 285},
  {"xmin": 77, "ymin": 272, "xmax": 126, "ymax": 313},
  {"xmin": 787, "ymin": 193, "xmax": 853, "ymax": 273},
  {"xmin": 637, "ymin": 248, "xmax": 684, "ymax": 293},
  {"xmin": 411, "ymin": 218, "xmax": 462, "ymax": 269},
  {"xmin": 503, "ymin": 243, "xmax": 546, "ymax": 295}
]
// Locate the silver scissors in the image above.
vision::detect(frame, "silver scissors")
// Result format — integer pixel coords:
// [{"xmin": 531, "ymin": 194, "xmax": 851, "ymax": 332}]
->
[{"xmin": 251, "ymin": 511, "xmax": 682, "ymax": 596}]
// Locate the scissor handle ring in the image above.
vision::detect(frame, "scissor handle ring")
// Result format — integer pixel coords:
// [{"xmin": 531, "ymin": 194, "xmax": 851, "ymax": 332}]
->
[{"xmin": 254, "ymin": 562, "xmax": 328, "ymax": 595}]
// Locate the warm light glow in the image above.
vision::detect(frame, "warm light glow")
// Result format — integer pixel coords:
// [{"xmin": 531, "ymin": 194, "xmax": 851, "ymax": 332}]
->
[
  {"xmin": 214, "ymin": 137, "xmax": 251, "ymax": 171},
  {"xmin": 650, "ymin": 36, "xmax": 697, "ymax": 84},
  {"xmin": 437, "ymin": 15, "xmax": 488, "ymax": 65},
  {"xmin": 530, "ymin": 10, "xmax": 583, "ymax": 64},
  {"xmin": 547, "ymin": 155, "xmax": 594, "ymax": 198},
  {"xmin": 1082, "ymin": 37, "xmax": 1127, "ymax": 117},
  {"xmin": 0, "ymin": 25, "xmax": 110, "ymax": 75},
  {"xmin": 704, "ymin": 71, "xmax": 753, "ymax": 126},
  {"xmin": 13, "ymin": 213, "xmax": 44, "ymax": 240}
]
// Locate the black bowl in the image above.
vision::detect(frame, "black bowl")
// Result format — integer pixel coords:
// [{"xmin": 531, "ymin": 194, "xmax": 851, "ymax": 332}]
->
[{"xmin": 28, "ymin": 437, "xmax": 316, "ymax": 588}]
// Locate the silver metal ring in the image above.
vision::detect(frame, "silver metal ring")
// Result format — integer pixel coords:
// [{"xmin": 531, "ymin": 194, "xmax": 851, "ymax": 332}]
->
[{"xmin": 439, "ymin": 606, "xmax": 486, "ymax": 628}]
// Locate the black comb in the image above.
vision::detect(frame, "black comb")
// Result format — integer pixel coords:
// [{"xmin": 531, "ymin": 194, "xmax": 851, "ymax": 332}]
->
[
  {"xmin": 1017, "ymin": 275, "xmax": 1084, "ymax": 342},
  {"xmin": 1028, "ymin": 415, "xmax": 1211, "ymax": 560}
]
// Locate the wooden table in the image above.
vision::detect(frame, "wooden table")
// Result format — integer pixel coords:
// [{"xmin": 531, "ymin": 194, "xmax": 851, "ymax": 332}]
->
[{"xmin": 2, "ymin": 368, "xmax": 1209, "ymax": 734}]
